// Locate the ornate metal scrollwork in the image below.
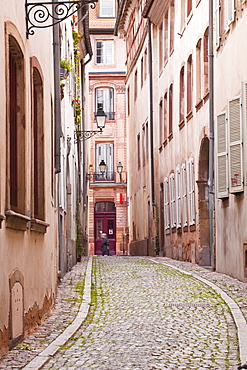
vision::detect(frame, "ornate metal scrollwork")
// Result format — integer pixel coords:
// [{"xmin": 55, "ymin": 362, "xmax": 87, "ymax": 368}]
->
[
  {"xmin": 25, "ymin": 0, "xmax": 97, "ymax": 37},
  {"xmin": 74, "ymin": 129, "xmax": 103, "ymax": 142}
]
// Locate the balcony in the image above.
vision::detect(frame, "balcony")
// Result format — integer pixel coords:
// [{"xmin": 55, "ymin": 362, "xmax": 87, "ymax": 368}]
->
[{"xmin": 87, "ymin": 171, "xmax": 127, "ymax": 184}]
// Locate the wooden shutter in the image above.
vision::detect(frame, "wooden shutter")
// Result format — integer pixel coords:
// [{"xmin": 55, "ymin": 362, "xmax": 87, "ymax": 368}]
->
[
  {"xmin": 242, "ymin": 81, "xmax": 247, "ymax": 184},
  {"xmin": 181, "ymin": 163, "xmax": 188, "ymax": 227},
  {"xmin": 228, "ymin": 96, "xmax": 243, "ymax": 193},
  {"xmin": 225, "ymin": 0, "xmax": 235, "ymax": 28},
  {"xmin": 176, "ymin": 166, "xmax": 181, "ymax": 228},
  {"xmin": 169, "ymin": 173, "xmax": 176, "ymax": 228},
  {"xmin": 214, "ymin": 0, "xmax": 220, "ymax": 48},
  {"xmin": 164, "ymin": 178, "xmax": 170, "ymax": 230},
  {"xmin": 188, "ymin": 158, "xmax": 195, "ymax": 225},
  {"xmin": 216, "ymin": 112, "xmax": 228, "ymax": 198}
]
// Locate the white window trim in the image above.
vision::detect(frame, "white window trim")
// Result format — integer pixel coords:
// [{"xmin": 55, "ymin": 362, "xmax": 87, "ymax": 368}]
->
[
  {"xmin": 169, "ymin": 173, "xmax": 176, "ymax": 228},
  {"xmin": 176, "ymin": 166, "xmax": 181, "ymax": 228}
]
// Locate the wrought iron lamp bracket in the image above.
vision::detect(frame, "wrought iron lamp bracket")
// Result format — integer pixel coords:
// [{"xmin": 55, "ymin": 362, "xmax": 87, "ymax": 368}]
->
[
  {"xmin": 74, "ymin": 129, "xmax": 102, "ymax": 142},
  {"xmin": 25, "ymin": 0, "xmax": 97, "ymax": 37}
]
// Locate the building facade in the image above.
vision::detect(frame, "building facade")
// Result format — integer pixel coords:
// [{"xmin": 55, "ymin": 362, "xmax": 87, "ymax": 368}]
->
[
  {"xmin": 85, "ymin": 0, "xmax": 128, "ymax": 256},
  {"xmin": 0, "ymin": 0, "xmax": 91, "ymax": 355},
  {"xmin": 214, "ymin": 0, "xmax": 247, "ymax": 282},
  {"xmin": 115, "ymin": 0, "xmax": 212, "ymax": 263}
]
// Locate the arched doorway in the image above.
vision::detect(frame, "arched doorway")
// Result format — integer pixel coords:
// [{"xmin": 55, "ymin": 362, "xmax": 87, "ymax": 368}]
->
[
  {"xmin": 198, "ymin": 137, "xmax": 210, "ymax": 265},
  {"xmin": 94, "ymin": 201, "xmax": 116, "ymax": 255}
]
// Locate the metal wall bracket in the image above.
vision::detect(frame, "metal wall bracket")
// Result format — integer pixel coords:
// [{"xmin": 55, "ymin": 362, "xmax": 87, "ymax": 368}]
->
[
  {"xmin": 25, "ymin": 0, "xmax": 97, "ymax": 37},
  {"xmin": 74, "ymin": 129, "xmax": 102, "ymax": 142}
]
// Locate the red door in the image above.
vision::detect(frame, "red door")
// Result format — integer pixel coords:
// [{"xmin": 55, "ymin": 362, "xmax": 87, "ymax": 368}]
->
[{"xmin": 94, "ymin": 202, "xmax": 116, "ymax": 255}]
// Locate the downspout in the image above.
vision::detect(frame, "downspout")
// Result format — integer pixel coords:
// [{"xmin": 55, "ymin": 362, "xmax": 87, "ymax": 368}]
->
[
  {"xmin": 52, "ymin": 2, "xmax": 62, "ymax": 274},
  {"xmin": 148, "ymin": 19, "xmax": 155, "ymax": 207},
  {"xmin": 208, "ymin": 0, "xmax": 214, "ymax": 268}
]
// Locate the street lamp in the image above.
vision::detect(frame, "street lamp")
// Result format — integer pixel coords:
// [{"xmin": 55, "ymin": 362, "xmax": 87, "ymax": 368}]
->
[
  {"xmin": 99, "ymin": 159, "xmax": 106, "ymax": 174},
  {"xmin": 75, "ymin": 106, "xmax": 107, "ymax": 141},
  {"xmin": 117, "ymin": 161, "xmax": 123, "ymax": 182}
]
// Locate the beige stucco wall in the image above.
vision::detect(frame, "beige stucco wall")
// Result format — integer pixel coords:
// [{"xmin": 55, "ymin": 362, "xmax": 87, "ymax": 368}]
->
[
  {"xmin": 214, "ymin": 5, "xmax": 247, "ymax": 282},
  {"xmin": 0, "ymin": 0, "xmax": 58, "ymax": 354}
]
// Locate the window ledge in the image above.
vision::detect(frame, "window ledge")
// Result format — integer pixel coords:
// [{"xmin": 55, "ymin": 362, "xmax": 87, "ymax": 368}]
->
[
  {"xmin": 179, "ymin": 119, "xmax": 185, "ymax": 130},
  {"xmin": 195, "ymin": 99, "xmax": 203, "ymax": 111},
  {"xmin": 5, "ymin": 210, "xmax": 30, "ymax": 231},
  {"xmin": 186, "ymin": 111, "xmax": 193, "ymax": 122},
  {"xmin": 190, "ymin": 224, "xmax": 196, "ymax": 232},
  {"xmin": 29, "ymin": 218, "xmax": 50, "ymax": 234},
  {"xmin": 0, "ymin": 214, "xmax": 5, "ymax": 229}
]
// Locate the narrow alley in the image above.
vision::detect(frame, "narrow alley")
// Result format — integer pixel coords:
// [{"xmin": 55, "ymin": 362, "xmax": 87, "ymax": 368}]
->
[{"xmin": 1, "ymin": 257, "xmax": 246, "ymax": 369}]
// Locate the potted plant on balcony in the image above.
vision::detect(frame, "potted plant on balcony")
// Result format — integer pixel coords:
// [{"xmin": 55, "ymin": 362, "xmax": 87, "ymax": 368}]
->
[{"xmin": 60, "ymin": 59, "xmax": 72, "ymax": 80}]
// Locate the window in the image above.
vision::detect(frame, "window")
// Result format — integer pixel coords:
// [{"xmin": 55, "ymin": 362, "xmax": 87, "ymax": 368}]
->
[
  {"xmin": 216, "ymin": 111, "xmax": 228, "ymax": 198},
  {"xmin": 137, "ymin": 134, "xmax": 141, "ymax": 170},
  {"xmin": 159, "ymin": 99, "xmax": 163, "ymax": 147},
  {"xmin": 228, "ymin": 96, "xmax": 243, "ymax": 193},
  {"xmin": 33, "ymin": 67, "xmax": 45, "ymax": 220},
  {"xmin": 187, "ymin": 54, "xmax": 193, "ymax": 115},
  {"xmin": 144, "ymin": 48, "xmax": 148, "ymax": 80},
  {"xmin": 164, "ymin": 11, "xmax": 169, "ymax": 63},
  {"xmin": 134, "ymin": 69, "xmax": 138, "ymax": 101},
  {"xmin": 100, "ymin": 0, "xmax": 115, "ymax": 17},
  {"xmin": 203, "ymin": 29, "xmax": 209, "ymax": 96},
  {"xmin": 188, "ymin": 158, "xmax": 195, "ymax": 226},
  {"xmin": 127, "ymin": 86, "xmax": 130, "ymax": 116},
  {"xmin": 142, "ymin": 125, "xmax": 146, "ymax": 166},
  {"xmin": 179, "ymin": 67, "xmax": 185, "ymax": 123},
  {"xmin": 141, "ymin": 57, "xmax": 144, "ymax": 87},
  {"xmin": 95, "ymin": 88, "xmax": 114, "ymax": 120},
  {"xmin": 164, "ymin": 93, "xmax": 168, "ymax": 142},
  {"xmin": 145, "ymin": 122, "xmax": 149, "ymax": 161},
  {"xmin": 8, "ymin": 36, "xmax": 25, "ymax": 213},
  {"xmin": 214, "ymin": 0, "xmax": 221, "ymax": 48},
  {"xmin": 180, "ymin": 0, "xmax": 186, "ymax": 31},
  {"xmin": 224, "ymin": 0, "xmax": 235, "ymax": 29},
  {"xmin": 169, "ymin": 173, "xmax": 176, "ymax": 228},
  {"xmin": 164, "ymin": 178, "xmax": 170, "ymax": 230},
  {"xmin": 181, "ymin": 163, "xmax": 188, "ymax": 227},
  {"xmin": 159, "ymin": 22, "xmax": 163, "ymax": 71},
  {"xmin": 170, "ymin": 1, "xmax": 175, "ymax": 53},
  {"xmin": 187, "ymin": 0, "xmax": 192, "ymax": 16},
  {"xmin": 176, "ymin": 166, "xmax": 181, "ymax": 228},
  {"xmin": 95, "ymin": 143, "xmax": 114, "ymax": 180},
  {"xmin": 169, "ymin": 84, "xmax": 173, "ymax": 137},
  {"xmin": 196, "ymin": 39, "xmax": 202, "ymax": 103},
  {"xmin": 96, "ymin": 40, "xmax": 113, "ymax": 64}
]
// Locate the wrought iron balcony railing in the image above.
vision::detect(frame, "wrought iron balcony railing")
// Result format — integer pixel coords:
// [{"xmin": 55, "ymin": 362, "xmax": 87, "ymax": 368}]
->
[{"xmin": 87, "ymin": 171, "xmax": 127, "ymax": 184}]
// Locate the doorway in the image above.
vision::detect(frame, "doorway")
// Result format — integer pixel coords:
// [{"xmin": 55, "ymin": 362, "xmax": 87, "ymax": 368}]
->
[{"xmin": 94, "ymin": 201, "xmax": 116, "ymax": 255}]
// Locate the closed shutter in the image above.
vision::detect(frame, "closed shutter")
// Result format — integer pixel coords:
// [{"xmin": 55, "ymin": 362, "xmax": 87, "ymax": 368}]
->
[
  {"xmin": 214, "ymin": 0, "xmax": 220, "ymax": 48},
  {"xmin": 164, "ymin": 178, "xmax": 170, "ymax": 230},
  {"xmin": 176, "ymin": 166, "xmax": 181, "ymax": 228},
  {"xmin": 228, "ymin": 96, "xmax": 243, "ymax": 193},
  {"xmin": 216, "ymin": 112, "xmax": 228, "ymax": 198},
  {"xmin": 181, "ymin": 163, "xmax": 188, "ymax": 227},
  {"xmin": 242, "ymin": 81, "xmax": 247, "ymax": 184},
  {"xmin": 225, "ymin": 0, "xmax": 235, "ymax": 28},
  {"xmin": 188, "ymin": 158, "xmax": 195, "ymax": 225},
  {"xmin": 169, "ymin": 173, "xmax": 176, "ymax": 228}
]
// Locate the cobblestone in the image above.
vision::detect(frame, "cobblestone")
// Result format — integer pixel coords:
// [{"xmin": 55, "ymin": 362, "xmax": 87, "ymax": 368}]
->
[{"xmin": 1, "ymin": 256, "xmax": 246, "ymax": 369}]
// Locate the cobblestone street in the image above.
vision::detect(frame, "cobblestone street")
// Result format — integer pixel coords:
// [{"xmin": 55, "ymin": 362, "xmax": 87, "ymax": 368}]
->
[{"xmin": 1, "ymin": 256, "xmax": 247, "ymax": 369}]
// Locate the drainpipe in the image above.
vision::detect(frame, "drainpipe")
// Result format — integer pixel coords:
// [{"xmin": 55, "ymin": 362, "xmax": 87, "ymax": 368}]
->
[
  {"xmin": 208, "ymin": 0, "xmax": 214, "ymax": 268},
  {"xmin": 53, "ymin": 3, "xmax": 62, "ymax": 274},
  {"xmin": 148, "ymin": 19, "xmax": 155, "ymax": 207}
]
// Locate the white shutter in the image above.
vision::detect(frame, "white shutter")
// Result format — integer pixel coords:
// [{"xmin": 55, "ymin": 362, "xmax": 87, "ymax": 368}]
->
[
  {"xmin": 188, "ymin": 158, "xmax": 195, "ymax": 225},
  {"xmin": 169, "ymin": 173, "xmax": 176, "ymax": 228},
  {"xmin": 164, "ymin": 178, "xmax": 170, "ymax": 230},
  {"xmin": 225, "ymin": 0, "xmax": 235, "ymax": 28},
  {"xmin": 228, "ymin": 96, "xmax": 243, "ymax": 193},
  {"xmin": 181, "ymin": 163, "xmax": 188, "ymax": 227},
  {"xmin": 216, "ymin": 112, "xmax": 228, "ymax": 198},
  {"xmin": 176, "ymin": 166, "xmax": 181, "ymax": 228},
  {"xmin": 214, "ymin": 0, "xmax": 220, "ymax": 48},
  {"xmin": 242, "ymin": 81, "xmax": 247, "ymax": 185}
]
